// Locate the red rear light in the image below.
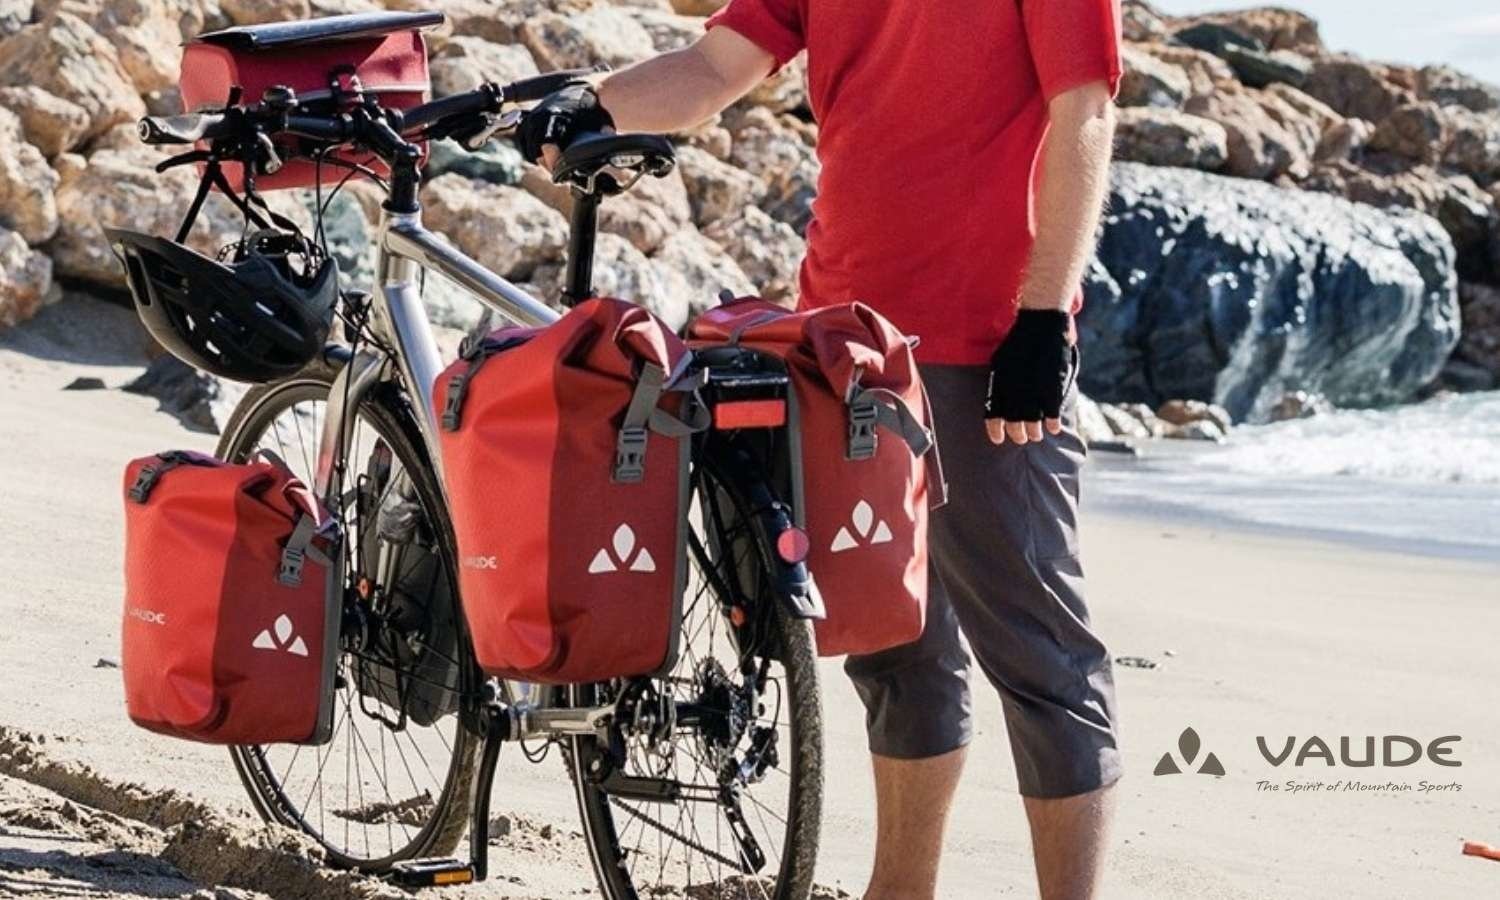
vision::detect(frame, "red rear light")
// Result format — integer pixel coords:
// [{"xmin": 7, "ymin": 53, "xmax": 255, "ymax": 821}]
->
[
  {"xmin": 776, "ymin": 527, "xmax": 810, "ymax": 564},
  {"xmin": 712, "ymin": 399, "xmax": 787, "ymax": 430}
]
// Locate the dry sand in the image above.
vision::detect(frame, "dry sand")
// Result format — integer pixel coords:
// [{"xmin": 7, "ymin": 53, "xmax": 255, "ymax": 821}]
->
[{"xmin": 3, "ymin": 296, "xmax": 1498, "ymax": 898}]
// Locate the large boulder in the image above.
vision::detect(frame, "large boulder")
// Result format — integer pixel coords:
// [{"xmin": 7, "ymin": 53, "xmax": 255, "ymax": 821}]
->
[
  {"xmin": 530, "ymin": 232, "xmax": 683, "ymax": 324},
  {"xmin": 1442, "ymin": 108, "xmax": 1500, "ymax": 186},
  {"xmin": 1455, "ymin": 281, "xmax": 1500, "ymax": 379},
  {"xmin": 1080, "ymin": 163, "xmax": 1459, "ymax": 421},
  {"xmin": 423, "ymin": 173, "xmax": 569, "ymax": 281},
  {"xmin": 650, "ymin": 228, "xmax": 754, "ymax": 320},
  {"xmin": 675, "ymin": 144, "xmax": 767, "ymax": 226},
  {"xmin": 1366, "ymin": 101, "xmax": 1447, "ymax": 165},
  {"xmin": 518, "ymin": 162, "xmax": 693, "ymax": 254},
  {"xmin": 1303, "ymin": 57, "xmax": 1414, "ymax": 122},
  {"xmin": 0, "ymin": 107, "xmax": 60, "ymax": 244},
  {"xmin": 1416, "ymin": 65, "xmax": 1500, "ymax": 114},
  {"xmin": 0, "ymin": 225, "xmax": 54, "ymax": 328},
  {"xmin": 1181, "ymin": 7, "xmax": 1322, "ymax": 53},
  {"xmin": 220, "ymin": 0, "xmax": 309, "ymax": 25},
  {"xmin": 519, "ymin": 6, "xmax": 655, "ymax": 71},
  {"xmin": 1113, "ymin": 107, "xmax": 1227, "ymax": 170},
  {"xmin": 0, "ymin": 86, "xmax": 90, "ymax": 157},
  {"xmin": 1184, "ymin": 86, "xmax": 1312, "ymax": 180},
  {"xmin": 428, "ymin": 37, "xmax": 538, "ymax": 98},
  {"xmin": 727, "ymin": 106, "xmax": 819, "ymax": 234},
  {"xmin": 66, "ymin": 0, "xmax": 182, "ymax": 94},
  {"xmin": 702, "ymin": 205, "xmax": 803, "ymax": 303},
  {"xmin": 0, "ymin": 12, "xmax": 145, "ymax": 142},
  {"xmin": 1136, "ymin": 43, "xmax": 1235, "ymax": 99},
  {"xmin": 1118, "ymin": 44, "xmax": 1192, "ymax": 108}
]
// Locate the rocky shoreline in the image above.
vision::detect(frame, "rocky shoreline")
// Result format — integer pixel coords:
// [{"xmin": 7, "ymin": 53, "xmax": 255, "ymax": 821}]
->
[{"xmin": 0, "ymin": 0, "xmax": 1495, "ymax": 445}]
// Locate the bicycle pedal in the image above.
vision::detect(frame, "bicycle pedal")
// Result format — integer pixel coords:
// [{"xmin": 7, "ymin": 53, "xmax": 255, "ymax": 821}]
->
[{"xmin": 388, "ymin": 858, "xmax": 475, "ymax": 887}]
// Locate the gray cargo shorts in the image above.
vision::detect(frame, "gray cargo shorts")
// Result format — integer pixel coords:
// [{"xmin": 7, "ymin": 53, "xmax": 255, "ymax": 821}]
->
[{"xmin": 844, "ymin": 364, "xmax": 1122, "ymax": 799}]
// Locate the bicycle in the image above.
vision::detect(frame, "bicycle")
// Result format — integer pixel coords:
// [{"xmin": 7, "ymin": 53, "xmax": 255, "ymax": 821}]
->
[{"xmin": 126, "ymin": 31, "xmax": 825, "ymax": 899}]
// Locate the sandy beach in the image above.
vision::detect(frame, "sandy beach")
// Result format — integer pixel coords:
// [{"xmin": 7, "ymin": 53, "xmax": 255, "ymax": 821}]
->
[{"xmin": 3, "ymin": 298, "xmax": 1498, "ymax": 898}]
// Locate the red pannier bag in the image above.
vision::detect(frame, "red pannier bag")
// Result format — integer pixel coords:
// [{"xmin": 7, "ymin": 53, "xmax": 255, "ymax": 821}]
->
[
  {"xmin": 434, "ymin": 298, "xmax": 706, "ymax": 684},
  {"xmin": 121, "ymin": 450, "xmax": 340, "ymax": 744},
  {"xmin": 179, "ymin": 11, "xmax": 440, "ymax": 191},
  {"xmin": 688, "ymin": 299, "xmax": 946, "ymax": 657}
]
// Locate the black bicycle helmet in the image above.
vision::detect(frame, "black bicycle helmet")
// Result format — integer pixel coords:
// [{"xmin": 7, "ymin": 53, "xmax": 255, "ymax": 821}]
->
[{"xmin": 106, "ymin": 227, "xmax": 339, "ymax": 383}]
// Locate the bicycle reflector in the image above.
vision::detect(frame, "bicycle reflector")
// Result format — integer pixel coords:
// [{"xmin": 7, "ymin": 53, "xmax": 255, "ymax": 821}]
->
[
  {"xmin": 712, "ymin": 399, "xmax": 787, "ymax": 430},
  {"xmin": 776, "ymin": 527, "xmax": 810, "ymax": 564}
]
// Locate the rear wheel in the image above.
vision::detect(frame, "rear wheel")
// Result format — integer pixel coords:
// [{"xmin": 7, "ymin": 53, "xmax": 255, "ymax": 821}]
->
[
  {"xmin": 569, "ymin": 458, "xmax": 824, "ymax": 900},
  {"xmin": 218, "ymin": 362, "xmax": 481, "ymax": 872}
]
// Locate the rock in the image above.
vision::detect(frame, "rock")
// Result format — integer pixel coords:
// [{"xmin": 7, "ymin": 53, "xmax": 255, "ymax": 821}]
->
[
  {"xmin": 423, "ymin": 173, "xmax": 568, "ymax": 281},
  {"xmin": 0, "ymin": 12, "xmax": 145, "ymax": 143},
  {"xmin": 519, "ymin": 162, "xmax": 692, "ymax": 254},
  {"xmin": 1182, "ymin": 7, "xmax": 1323, "ymax": 53},
  {"xmin": 1073, "ymin": 393, "xmax": 1115, "ymax": 444},
  {"xmin": 1096, "ymin": 401, "xmax": 1157, "ymax": 438},
  {"xmin": 1417, "ymin": 64, "xmax": 1500, "ymax": 114},
  {"xmin": 64, "ymin": 376, "xmax": 106, "ymax": 390},
  {"xmin": 676, "ymin": 144, "xmax": 766, "ymax": 226},
  {"xmin": 425, "ymin": 138, "xmax": 524, "ymax": 185},
  {"xmin": 429, "ymin": 38, "xmax": 538, "ymax": 98},
  {"xmin": 0, "ymin": 0, "xmax": 29, "ymax": 38},
  {"xmin": 745, "ymin": 55, "xmax": 807, "ymax": 113},
  {"xmin": 50, "ymin": 148, "xmax": 247, "ymax": 285},
  {"xmin": 0, "ymin": 226, "xmax": 53, "ymax": 328},
  {"xmin": 219, "ymin": 0, "xmax": 308, "ymax": 25},
  {"xmin": 650, "ymin": 228, "xmax": 754, "ymax": 322},
  {"xmin": 0, "ymin": 86, "xmax": 90, "ymax": 157},
  {"xmin": 1303, "ymin": 57, "xmax": 1413, "ymax": 122},
  {"xmin": 1118, "ymin": 45, "xmax": 1192, "ymax": 108},
  {"xmin": 1113, "ymin": 107, "xmax": 1227, "ymax": 171},
  {"xmin": 306, "ymin": 189, "xmax": 373, "ymax": 286},
  {"xmin": 1184, "ymin": 87, "xmax": 1309, "ymax": 180},
  {"xmin": 1266, "ymin": 390, "xmax": 1332, "ymax": 421},
  {"xmin": 1137, "ymin": 43, "xmax": 1235, "ymax": 98},
  {"xmin": 1081, "ymin": 162, "xmax": 1459, "ymax": 422},
  {"xmin": 627, "ymin": 7, "xmax": 702, "ymax": 52},
  {"xmin": 1437, "ymin": 357, "xmax": 1495, "ymax": 392},
  {"xmin": 73, "ymin": 0, "xmax": 183, "ymax": 94},
  {"xmin": 1155, "ymin": 398, "xmax": 1233, "ymax": 432},
  {"xmin": 519, "ymin": 6, "xmax": 656, "ymax": 72},
  {"xmin": 727, "ymin": 107, "xmax": 819, "ymax": 234},
  {"xmin": 0, "ymin": 107, "xmax": 60, "ymax": 244},
  {"xmin": 123, "ymin": 354, "xmax": 244, "ymax": 433},
  {"xmin": 1174, "ymin": 22, "xmax": 1312, "ymax": 90},
  {"xmin": 1314, "ymin": 117, "xmax": 1372, "ymax": 163},
  {"xmin": 1263, "ymin": 83, "xmax": 1341, "ymax": 133},
  {"xmin": 1163, "ymin": 419, "xmax": 1226, "ymax": 441},
  {"xmin": 1441, "ymin": 108, "xmax": 1500, "ymax": 185},
  {"xmin": 683, "ymin": 119, "xmax": 733, "ymax": 159},
  {"xmin": 702, "ymin": 205, "xmax": 803, "ymax": 303},
  {"xmin": 1455, "ymin": 281, "xmax": 1500, "ymax": 377},
  {"xmin": 1366, "ymin": 101, "xmax": 1447, "ymax": 164},
  {"xmin": 668, "ymin": 0, "xmax": 725, "ymax": 14},
  {"xmin": 1121, "ymin": 0, "xmax": 1170, "ymax": 43}
]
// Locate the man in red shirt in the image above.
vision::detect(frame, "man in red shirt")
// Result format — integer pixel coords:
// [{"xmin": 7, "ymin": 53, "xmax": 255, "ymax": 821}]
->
[{"xmin": 518, "ymin": 2, "xmax": 1123, "ymax": 897}]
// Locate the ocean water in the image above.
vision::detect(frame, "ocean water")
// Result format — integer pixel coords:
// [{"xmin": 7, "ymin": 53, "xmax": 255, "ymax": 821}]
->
[{"xmin": 1084, "ymin": 392, "xmax": 1500, "ymax": 560}]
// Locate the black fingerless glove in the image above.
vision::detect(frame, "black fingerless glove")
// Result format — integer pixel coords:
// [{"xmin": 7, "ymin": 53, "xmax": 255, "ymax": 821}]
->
[
  {"xmin": 984, "ymin": 309, "xmax": 1079, "ymax": 422},
  {"xmin": 514, "ymin": 83, "xmax": 614, "ymax": 164}
]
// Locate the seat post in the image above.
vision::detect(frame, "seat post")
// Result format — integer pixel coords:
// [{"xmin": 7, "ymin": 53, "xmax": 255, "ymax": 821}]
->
[{"xmin": 561, "ymin": 187, "xmax": 599, "ymax": 308}]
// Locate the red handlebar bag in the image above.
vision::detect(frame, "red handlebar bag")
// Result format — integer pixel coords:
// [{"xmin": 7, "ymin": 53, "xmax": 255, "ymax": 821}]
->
[
  {"xmin": 689, "ymin": 299, "xmax": 947, "ymax": 657},
  {"xmin": 121, "ymin": 451, "xmax": 340, "ymax": 744},
  {"xmin": 179, "ymin": 13, "xmax": 434, "ymax": 191},
  {"xmin": 434, "ymin": 298, "xmax": 705, "ymax": 684}
]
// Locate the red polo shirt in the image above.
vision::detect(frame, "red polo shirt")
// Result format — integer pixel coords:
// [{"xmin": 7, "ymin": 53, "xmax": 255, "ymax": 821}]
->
[{"xmin": 707, "ymin": 0, "xmax": 1121, "ymax": 364}]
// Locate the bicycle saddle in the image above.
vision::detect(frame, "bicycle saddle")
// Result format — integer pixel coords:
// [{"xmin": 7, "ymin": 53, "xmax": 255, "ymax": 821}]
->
[{"xmin": 552, "ymin": 132, "xmax": 676, "ymax": 192}]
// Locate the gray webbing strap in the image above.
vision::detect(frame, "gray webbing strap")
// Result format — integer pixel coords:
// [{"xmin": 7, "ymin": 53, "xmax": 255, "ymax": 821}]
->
[
  {"xmin": 613, "ymin": 362, "xmax": 712, "ymax": 483},
  {"xmin": 846, "ymin": 386, "xmax": 948, "ymax": 509},
  {"xmin": 727, "ymin": 310, "xmax": 784, "ymax": 345},
  {"xmin": 278, "ymin": 513, "xmax": 334, "ymax": 588},
  {"xmin": 128, "ymin": 451, "xmax": 212, "ymax": 503}
]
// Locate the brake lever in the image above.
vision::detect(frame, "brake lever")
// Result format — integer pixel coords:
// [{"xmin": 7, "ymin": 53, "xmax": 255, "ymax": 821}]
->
[
  {"xmin": 459, "ymin": 110, "xmax": 523, "ymax": 152},
  {"xmin": 255, "ymin": 131, "xmax": 283, "ymax": 174}
]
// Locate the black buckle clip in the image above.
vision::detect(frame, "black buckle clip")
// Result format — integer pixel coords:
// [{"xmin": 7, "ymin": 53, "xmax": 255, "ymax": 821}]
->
[
  {"xmin": 847, "ymin": 402, "xmax": 878, "ymax": 461},
  {"xmin": 128, "ymin": 466, "xmax": 162, "ymax": 503},
  {"xmin": 441, "ymin": 371, "xmax": 470, "ymax": 432},
  {"xmin": 613, "ymin": 427, "xmax": 649, "ymax": 483},
  {"xmin": 278, "ymin": 546, "xmax": 306, "ymax": 587}
]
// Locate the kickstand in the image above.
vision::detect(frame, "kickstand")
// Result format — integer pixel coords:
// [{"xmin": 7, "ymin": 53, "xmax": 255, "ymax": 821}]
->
[{"xmin": 468, "ymin": 708, "xmax": 507, "ymax": 881}]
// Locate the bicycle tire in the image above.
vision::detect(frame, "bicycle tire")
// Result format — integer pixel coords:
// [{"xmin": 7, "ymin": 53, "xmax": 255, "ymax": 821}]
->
[{"xmin": 218, "ymin": 360, "xmax": 481, "ymax": 872}]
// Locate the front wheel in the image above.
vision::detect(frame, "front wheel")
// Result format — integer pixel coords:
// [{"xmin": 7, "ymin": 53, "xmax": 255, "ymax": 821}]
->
[{"xmin": 568, "ymin": 456, "xmax": 824, "ymax": 900}]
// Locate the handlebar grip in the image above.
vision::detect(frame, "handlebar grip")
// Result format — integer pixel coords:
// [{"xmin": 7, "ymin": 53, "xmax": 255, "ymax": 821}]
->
[
  {"xmin": 138, "ymin": 114, "xmax": 224, "ymax": 145},
  {"xmin": 504, "ymin": 68, "xmax": 603, "ymax": 103},
  {"xmin": 397, "ymin": 88, "xmax": 495, "ymax": 135}
]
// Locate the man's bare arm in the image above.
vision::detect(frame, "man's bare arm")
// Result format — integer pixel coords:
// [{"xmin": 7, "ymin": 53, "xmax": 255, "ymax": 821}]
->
[
  {"xmin": 600, "ymin": 28, "xmax": 775, "ymax": 132},
  {"xmin": 1017, "ymin": 81, "xmax": 1116, "ymax": 314},
  {"xmin": 988, "ymin": 80, "xmax": 1115, "ymax": 447}
]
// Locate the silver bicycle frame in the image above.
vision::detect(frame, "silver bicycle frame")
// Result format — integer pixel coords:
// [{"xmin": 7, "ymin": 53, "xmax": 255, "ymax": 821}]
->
[{"xmin": 313, "ymin": 203, "xmax": 609, "ymax": 738}]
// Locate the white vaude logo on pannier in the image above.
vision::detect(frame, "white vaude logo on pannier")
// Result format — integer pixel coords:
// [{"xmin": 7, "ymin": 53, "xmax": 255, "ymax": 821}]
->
[
  {"xmin": 252, "ymin": 614, "xmax": 309, "ymax": 657},
  {"xmin": 830, "ymin": 500, "xmax": 893, "ymax": 553},
  {"xmin": 588, "ymin": 524, "xmax": 657, "ymax": 574}
]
